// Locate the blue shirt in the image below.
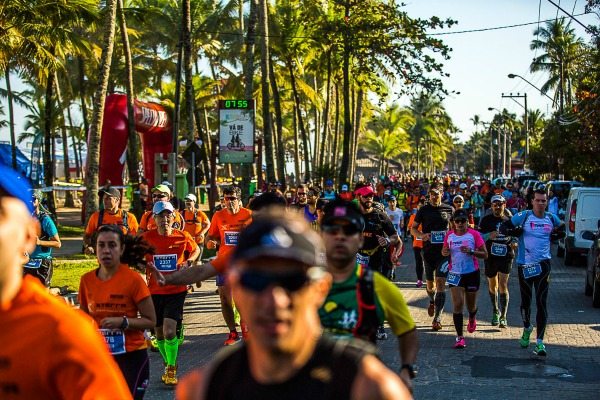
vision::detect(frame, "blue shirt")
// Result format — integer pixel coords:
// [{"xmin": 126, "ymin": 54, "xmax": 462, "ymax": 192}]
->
[
  {"xmin": 30, "ymin": 213, "xmax": 58, "ymax": 259},
  {"xmin": 511, "ymin": 211, "xmax": 560, "ymax": 264}
]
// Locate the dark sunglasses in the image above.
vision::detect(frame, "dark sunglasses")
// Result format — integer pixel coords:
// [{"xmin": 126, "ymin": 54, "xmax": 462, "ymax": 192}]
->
[
  {"xmin": 492, "ymin": 202, "xmax": 504, "ymax": 206},
  {"xmin": 239, "ymin": 270, "xmax": 310, "ymax": 293},
  {"xmin": 297, "ymin": 192, "xmax": 307, "ymax": 196},
  {"xmin": 453, "ymin": 218, "xmax": 468, "ymax": 223},
  {"xmin": 321, "ymin": 224, "xmax": 360, "ymax": 236},
  {"xmin": 307, "ymin": 191, "xmax": 316, "ymax": 197},
  {"xmin": 453, "ymin": 200, "xmax": 464, "ymax": 204},
  {"xmin": 152, "ymin": 193, "xmax": 167, "ymax": 198},
  {"xmin": 360, "ymin": 194, "xmax": 374, "ymax": 199},
  {"xmin": 225, "ymin": 196, "xmax": 238, "ymax": 201}
]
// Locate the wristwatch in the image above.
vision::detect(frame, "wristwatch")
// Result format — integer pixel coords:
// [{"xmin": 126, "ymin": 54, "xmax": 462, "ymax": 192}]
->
[
  {"xmin": 400, "ymin": 364, "xmax": 417, "ymax": 379},
  {"xmin": 469, "ymin": 249, "xmax": 475, "ymax": 256}
]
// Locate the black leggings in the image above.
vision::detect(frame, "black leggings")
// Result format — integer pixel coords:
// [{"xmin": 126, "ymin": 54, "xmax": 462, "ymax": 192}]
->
[
  {"xmin": 517, "ymin": 260, "xmax": 551, "ymax": 340},
  {"xmin": 114, "ymin": 349, "xmax": 150, "ymax": 399},
  {"xmin": 413, "ymin": 247, "xmax": 424, "ymax": 281}
]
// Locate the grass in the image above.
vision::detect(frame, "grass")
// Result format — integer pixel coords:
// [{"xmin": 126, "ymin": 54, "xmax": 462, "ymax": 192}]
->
[
  {"xmin": 57, "ymin": 225, "xmax": 85, "ymax": 237},
  {"xmin": 52, "ymin": 260, "xmax": 97, "ymax": 291}
]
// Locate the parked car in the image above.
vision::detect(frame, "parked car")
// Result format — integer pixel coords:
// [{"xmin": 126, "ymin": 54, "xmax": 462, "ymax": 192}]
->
[
  {"xmin": 517, "ymin": 174, "xmax": 538, "ymax": 189},
  {"xmin": 547, "ymin": 180, "xmax": 583, "ymax": 217},
  {"xmin": 520, "ymin": 180, "xmax": 539, "ymax": 196},
  {"xmin": 582, "ymin": 223, "xmax": 600, "ymax": 307},
  {"xmin": 557, "ymin": 187, "xmax": 600, "ymax": 266}
]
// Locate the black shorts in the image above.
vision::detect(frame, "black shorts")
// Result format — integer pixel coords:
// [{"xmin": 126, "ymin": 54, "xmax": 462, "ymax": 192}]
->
[
  {"xmin": 448, "ymin": 270, "xmax": 480, "ymax": 292},
  {"xmin": 23, "ymin": 258, "xmax": 53, "ymax": 287},
  {"xmin": 114, "ymin": 349, "xmax": 149, "ymax": 399},
  {"xmin": 484, "ymin": 257, "xmax": 513, "ymax": 278},
  {"xmin": 422, "ymin": 251, "xmax": 449, "ymax": 281},
  {"xmin": 152, "ymin": 291, "xmax": 187, "ymax": 327}
]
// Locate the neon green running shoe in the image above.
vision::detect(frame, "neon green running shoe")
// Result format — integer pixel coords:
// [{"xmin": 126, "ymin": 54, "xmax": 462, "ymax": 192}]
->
[
  {"xmin": 491, "ymin": 312, "xmax": 500, "ymax": 326},
  {"xmin": 520, "ymin": 326, "xmax": 533, "ymax": 348},
  {"xmin": 533, "ymin": 342, "xmax": 547, "ymax": 358},
  {"xmin": 233, "ymin": 306, "xmax": 241, "ymax": 326}
]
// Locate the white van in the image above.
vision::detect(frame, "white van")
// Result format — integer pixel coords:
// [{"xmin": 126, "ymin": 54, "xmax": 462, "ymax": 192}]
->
[{"xmin": 557, "ymin": 187, "xmax": 600, "ymax": 265}]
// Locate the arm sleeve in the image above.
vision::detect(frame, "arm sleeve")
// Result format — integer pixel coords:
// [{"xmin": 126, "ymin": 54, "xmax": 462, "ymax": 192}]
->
[{"xmin": 373, "ymin": 273, "xmax": 416, "ymax": 336}]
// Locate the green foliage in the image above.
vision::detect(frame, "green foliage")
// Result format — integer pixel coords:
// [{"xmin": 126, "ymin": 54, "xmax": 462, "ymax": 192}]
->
[{"xmin": 52, "ymin": 260, "xmax": 98, "ymax": 291}]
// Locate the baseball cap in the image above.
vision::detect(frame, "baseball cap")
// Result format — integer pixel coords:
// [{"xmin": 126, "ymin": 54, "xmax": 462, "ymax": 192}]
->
[
  {"xmin": 99, "ymin": 186, "xmax": 121, "ymax": 199},
  {"xmin": 389, "ymin": 195, "xmax": 397, "ymax": 201},
  {"xmin": 152, "ymin": 184, "xmax": 171, "ymax": 195},
  {"xmin": 185, "ymin": 194, "xmax": 197, "ymax": 202},
  {"xmin": 321, "ymin": 200, "xmax": 365, "ymax": 232},
  {"xmin": 341, "ymin": 184, "xmax": 349, "ymax": 191},
  {"xmin": 325, "ymin": 179, "xmax": 333, "ymax": 186},
  {"xmin": 452, "ymin": 208, "xmax": 469, "ymax": 221},
  {"xmin": 232, "ymin": 211, "xmax": 324, "ymax": 267},
  {"xmin": 354, "ymin": 185, "xmax": 375, "ymax": 197},
  {"xmin": 153, "ymin": 200, "xmax": 175, "ymax": 214},
  {"xmin": 453, "ymin": 194, "xmax": 464, "ymax": 202},
  {"xmin": 459, "ymin": 183, "xmax": 468, "ymax": 189},
  {"xmin": 384, "ymin": 190, "xmax": 391, "ymax": 196},
  {"xmin": 491, "ymin": 194, "xmax": 506, "ymax": 203},
  {"xmin": 0, "ymin": 164, "xmax": 34, "ymax": 214}
]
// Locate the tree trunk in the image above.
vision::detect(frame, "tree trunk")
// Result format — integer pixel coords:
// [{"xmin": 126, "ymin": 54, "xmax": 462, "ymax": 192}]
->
[
  {"xmin": 77, "ymin": 57, "xmax": 90, "ymax": 140},
  {"xmin": 269, "ymin": 54, "xmax": 285, "ymax": 185},
  {"xmin": 54, "ymin": 74, "xmax": 75, "ymax": 207},
  {"xmin": 5, "ymin": 69, "xmax": 17, "ymax": 170},
  {"xmin": 118, "ymin": 0, "xmax": 142, "ymax": 216},
  {"xmin": 312, "ymin": 75, "xmax": 320, "ymax": 179},
  {"xmin": 182, "ymin": 0, "xmax": 197, "ymax": 143},
  {"xmin": 287, "ymin": 59, "xmax": 310, "ymax": 182},
  {"xmin": 240, "ymin": 0, "xmax": 258, "ymax": 201},
  {"xmin": 43, "ymin": 67, "xmax": 57, "ymax": 214},
  {"xmin": 339, "ymin": 1, "xmax": 352, "ymax": 185},
  {"xmin": 259, "ymin": 0, "xmax": 275, "ymax": 183},
  {"xmin": 319, "ymin": 50, "xmax": 332, "ymax": 178},
  {"xmin": 332, "ymin": 83, "xmax": 341, "ymax": 178},
  {"xmin": 65, "ymin": 105, "xmax": 80, "ymax": 178},
  {"xmin": 85, "ymin": 0, "xmax": 118, "ymax": 223},
  {"xmin": 293, "ymin": 106, "xmax": 300, "ymax": 183},
  {"xmin": 350, "ymin": 88, "xmax": 363, "ymax": 182}
]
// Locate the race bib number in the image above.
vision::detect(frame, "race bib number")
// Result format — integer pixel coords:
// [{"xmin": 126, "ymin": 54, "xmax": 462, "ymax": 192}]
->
[
  {"xmin": 99, "ymin": 329, "xmax": 126, "ymax": 355},
  {"xmin": 24, "ymin": 259, "xmax": 43, "ymax": 269},
  {"xmin": 356, "ymin": 253, "xmax": 370, "ymax": 266},
  {"xmin": 153, "ymin": 254, "xmax": 178, "ymax": 272},
  {"xmin": 447, "ymin": 272, "xmax": 461, "ymax": 286},
  {"xmin": 491, "ymin": 243, "xmax": 508, "ymax": 257},
  {"xmin": 224, "ymin": 231, "xmax": 240, "ymax": 246},
  {"xmin": 430, "ymin": 231, "xmax": 446, "ymax": 244},
  {"xmin": 521, "ymin": 263, "xmax": 542, "ymax": 279}
]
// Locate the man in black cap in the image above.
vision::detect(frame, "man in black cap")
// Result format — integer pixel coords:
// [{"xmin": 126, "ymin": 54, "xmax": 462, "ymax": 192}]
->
[
  {"xmin": 176, "ymin": 208, "xmax": 411, "ymax": 400},
  {"xmin": 318, "ymin": 199, "xmax": 418, "ymax": 392}
]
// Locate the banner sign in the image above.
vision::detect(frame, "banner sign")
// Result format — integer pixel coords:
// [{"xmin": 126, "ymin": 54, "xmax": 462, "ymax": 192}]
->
[{"xmin": 218, "ymin": 100, "xmax": 254, "ymax": 164}]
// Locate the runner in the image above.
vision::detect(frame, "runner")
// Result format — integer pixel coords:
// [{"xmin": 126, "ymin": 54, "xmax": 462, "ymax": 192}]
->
[
  {"xmin": 339, "ymin": 183, "xmax": 354, "ymax": 201},
  {"xmin": 176, "ymin": 208, "xmax": 411, "ymax": 400},
  {"xmin": 0, "ymin": 165, "xmax": 132, "ymax": 399},
  {"xmin": 142, "ymin": 201, "xmax": 200, "ymax": 385},
  {"xmin": 478, "ymin": 195, "xmax": 515, "ymax": 327},
  {"xmin": 385, "ymin": 195, "xmax": 404, "ymax": 268},
  {"xmin": 182, "ymin": 193, "xmax": 210, "ymax": 251},
  {"xmin": 441, "ymin": 209, "xmax": 488, "ymax": 349},
  {"xmin": 319, "ymin": 200, "xmax": 418, "ymax": 391},
  {"xmin": 408, "ymin": 197, "xmax": 426, "ymax": 288},
  {"xmin": 410, "ymin": 182, "xmax": 454, "ymax": 331},
  {"xmin": 205, "ymin": 186, "xmax": 252, "ymax": 345},
  {"xmin": 138, "ymin": 184, "xmax": 185, "ymax": 233},
  {"xmin": 84, "ymin": 186, "xmax": 139, "ymax": 254},
  {"xmin": 500, "ymin": 188, "xmax": 565, "ymax": 358},
  {"xmin": 79, "ymin": 225, "xmax": 156, "ymax": 398},
  {"xmin": 23, "ymin": 190, "xmax": 61, "ymax": 286},
  {"xmin": 452, "ymin": 195, "xmax": 475, "ymax": 227}
]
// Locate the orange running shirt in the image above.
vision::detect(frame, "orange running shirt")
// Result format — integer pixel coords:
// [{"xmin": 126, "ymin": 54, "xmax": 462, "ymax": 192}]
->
[
  {"xmin": 79, "ymin": 265, "xmax": 151, "ymax": 353},
  {"xmin": 207, "ymin": 208, "xmax": 252, "ymax": 273},
  {"xmin": 0, "ymin": 276, "xmax": 132, "ymax": 400},
  {"xmin": 142, "ymin": 229, "xmax": 198, "ymax": 295},
  {"xmin": 408, "ymin": 213, "xmax": 423, "ymax": 249},
  {"xmin": 182, "ymin": 209, "xmax": 210, "ymax": 243},
  {"xmin": 139, "ymin": 210, "xmax": 185, "ymax": 231},
  {"xmin": 85, "ymin": 209, "xmax": 139, "ymax": 235}
]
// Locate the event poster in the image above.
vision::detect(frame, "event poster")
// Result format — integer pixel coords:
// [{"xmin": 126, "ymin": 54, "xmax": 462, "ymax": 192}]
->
[{"xmin": 218, "ymin": 100, "xmax": 254, "ymax": 164}]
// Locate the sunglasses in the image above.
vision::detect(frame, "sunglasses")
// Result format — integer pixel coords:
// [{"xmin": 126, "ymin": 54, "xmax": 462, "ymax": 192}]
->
[
  {"xmin": 453, "ymin": 200, "xmax": 464, "ymax": 204},
  {"xmin": 225, "ymin": 196, "xmax": 238, "ymax": 201},
  {"xmin": 453, "ymin": 218, "xmax": 468, "ymax": 224},
  {"xmin": 239, "ymin": 269, "xmax": 311, "ymax": 293},
  {"xmin": 361, "ymin": 194, "xmax": 374, "ymax": 199},
  {"xmin": 321, "ymin": 224, "xmax": 361, "ymax": 236},
  {"xmin": 307, "ymin": 192, "xmax": 316, "ymax": 197},
  {"xmin": 152, "ymin": 193, "xmax": 168, "ymax": 198},
  {"xmin": 297, "ymin": 192, "xmax": 307, "ymax": 196},
  {"xmin": 492, "ymin": 202, "xmax": 504, "ymax": 206}
]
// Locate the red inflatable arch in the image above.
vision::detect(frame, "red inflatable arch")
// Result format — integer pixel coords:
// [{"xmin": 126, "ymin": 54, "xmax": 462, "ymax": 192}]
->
[{"xmin": 98, "ymin": 93, "xmax": 172, "ymax": 189}]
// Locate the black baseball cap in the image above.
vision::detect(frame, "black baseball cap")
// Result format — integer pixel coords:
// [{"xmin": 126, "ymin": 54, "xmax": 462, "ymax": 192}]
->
[
  {"xmin": 99, "ymin": 186, "xmax": 121, "ymax": 199},
  {"xmin": 232, "ymin": 210, "xmax": 324, "ymax": 267},
  {"xmin": 321, "ymin": 199, "xmax": 365, "ymax": 232},
  {"xmin": 452, "ymin": 208, "xmax": 469, "ymax": 221}
]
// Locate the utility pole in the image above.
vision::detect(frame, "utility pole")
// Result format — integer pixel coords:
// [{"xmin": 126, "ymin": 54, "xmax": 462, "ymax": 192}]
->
[{"xmin": 502, "ymin": 92, "xmax": 528, "ymax": 172}]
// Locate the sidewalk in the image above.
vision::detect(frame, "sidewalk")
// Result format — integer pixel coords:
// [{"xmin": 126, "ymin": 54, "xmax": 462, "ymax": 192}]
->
[{"xmin": 144, "ymin": 243, "xmax": 600, "ymax": 400}]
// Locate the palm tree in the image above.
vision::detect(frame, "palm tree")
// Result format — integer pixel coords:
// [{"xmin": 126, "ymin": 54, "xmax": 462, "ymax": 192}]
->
[{"xmin": 85, "ymin": 0, "xmax": 119, "ymax": 222}]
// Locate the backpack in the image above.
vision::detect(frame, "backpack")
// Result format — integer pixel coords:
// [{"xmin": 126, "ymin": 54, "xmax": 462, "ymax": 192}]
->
[
  {"xmin": 98, "ymin": 209, "xmax": 130, "ymax": 233},
  {"xmin": 352, "ymin": 265, "xmax": 379, "ymax": 343}
]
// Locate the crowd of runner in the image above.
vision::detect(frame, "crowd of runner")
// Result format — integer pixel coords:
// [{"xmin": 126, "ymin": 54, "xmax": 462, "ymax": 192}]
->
[{"xmin": 1, "ymin": 170, "xmax": 566, "ymax": 399}]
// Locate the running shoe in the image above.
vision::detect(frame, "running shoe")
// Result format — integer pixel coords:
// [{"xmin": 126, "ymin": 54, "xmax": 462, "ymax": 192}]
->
[
  {"xmin": 533, "ymin": 342, "xmax": 547, "ymax": 358},
  {"xmin": 467, "ymin": 317, "xmax": 477, "ymax": 333},
  {"xmin": 149, "ymin": 335, "xmax": 159, "ymax": 352},
  {"xmin": 519, "ymin": 326, "xmax": 533, "ymax": 348},
  {"xmin": 427, "ymin": 302, "xmax": 435, "ymax": 317},
  {"xmin": 161, "ymin": 366, "xmax": 168, "ymax": 383},
  {"xmin": 499, "ymin": 318, "xmax": 508, "ymax": 328},
  {"xmin": 432, "ymin": 319, "xmax": 442, "ymax": 331},
  {"xmin": 376, "ymin": 326, "xmax": 388, "ymax": 340},
  {"xmin": 454, "ymin": 336, "xmax": 466, "ymax": 349},
  {"xmin": 491, "ymin": 312, "xmax": 500, "ymax": 326},
  {"xmin": 164, "ymin": 365, "xmax": 178, "ymax": 386},
  {"xmin": 416, "ymin": 280, "xmax": 423, "ymax": 288},
  {"xmin": 224, "ymin": 331, "xmax": 241, "ymax": 346},
  {"xmin": 177, "ymin": 323, "xmax": 185, "ymax": 346}
]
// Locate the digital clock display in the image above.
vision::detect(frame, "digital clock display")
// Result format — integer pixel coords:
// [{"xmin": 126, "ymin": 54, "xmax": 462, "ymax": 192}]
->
[{"xmin": 219, "ymin": 100, "xmax": 252, "ymax": 109}]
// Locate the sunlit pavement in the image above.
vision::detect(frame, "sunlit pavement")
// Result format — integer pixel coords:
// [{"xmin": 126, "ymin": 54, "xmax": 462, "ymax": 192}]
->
[{"xmin": 145, "ymin": 242, "xmax": 600, "ymax": 399}]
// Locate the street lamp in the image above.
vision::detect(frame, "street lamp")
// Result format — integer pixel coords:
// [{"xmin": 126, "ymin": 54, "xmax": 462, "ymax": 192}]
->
[{"xmin": 507, "ymin": 73, "xmax": 554, "ymax": 102}]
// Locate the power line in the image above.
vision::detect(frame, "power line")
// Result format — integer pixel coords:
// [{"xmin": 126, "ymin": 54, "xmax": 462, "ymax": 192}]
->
[{"xmin": 546, "ymin": 0, "xmax": 598, "ymax": 37}]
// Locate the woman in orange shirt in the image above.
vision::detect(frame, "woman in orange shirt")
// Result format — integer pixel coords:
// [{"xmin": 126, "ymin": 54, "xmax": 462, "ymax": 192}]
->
[
  {"xmin": 79, "ymin": 225, "xmax": 156, "ymax": 399},
  {"xmin": 408, "ymin": 198, "xmax": 426, "ymax": 288}
]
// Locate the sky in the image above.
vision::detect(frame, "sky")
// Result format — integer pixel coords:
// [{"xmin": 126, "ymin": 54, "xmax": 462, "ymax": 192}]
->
[{"xmin": 1, "ymin": 0, "xmax": 598, "ymax": 149}]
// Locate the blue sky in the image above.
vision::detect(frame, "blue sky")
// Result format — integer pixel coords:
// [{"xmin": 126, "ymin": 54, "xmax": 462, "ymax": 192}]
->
[{"xmin": 1, "ymin": 1, "xmax": 597, "ymax": 148}]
